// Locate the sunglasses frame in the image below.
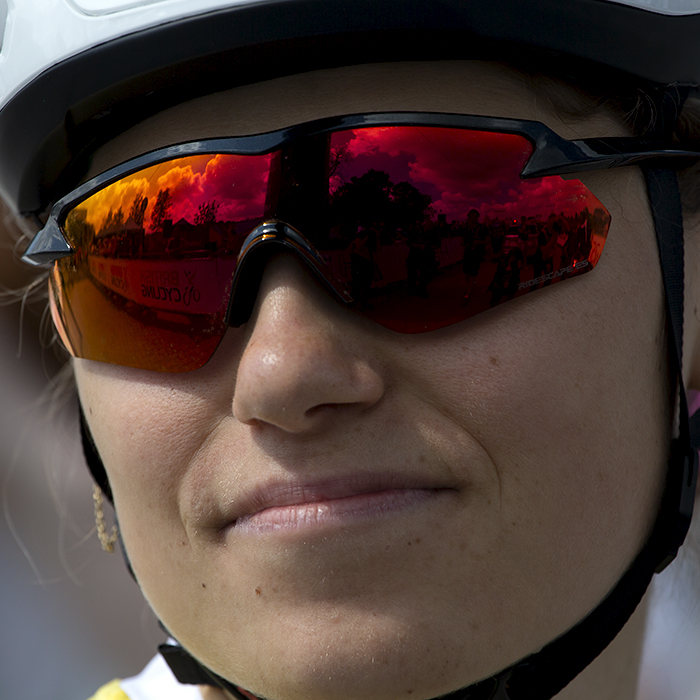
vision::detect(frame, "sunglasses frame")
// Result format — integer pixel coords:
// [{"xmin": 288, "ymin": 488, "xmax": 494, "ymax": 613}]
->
[{"xmin": 22, "ymin": 111, "xmax": 700, "ymax": 266}]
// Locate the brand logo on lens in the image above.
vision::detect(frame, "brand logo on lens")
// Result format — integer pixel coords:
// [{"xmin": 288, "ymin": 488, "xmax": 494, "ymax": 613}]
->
[{"xmin": 519, "ymin": 260, "xmax": 589, "ymax": 290}]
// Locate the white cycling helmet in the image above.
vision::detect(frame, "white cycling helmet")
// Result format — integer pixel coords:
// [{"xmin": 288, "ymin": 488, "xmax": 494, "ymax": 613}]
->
[
  {"xmin": 2, "ymin": 0, "xmax": 700, "ymax": 217},
  {"xmin": 5, "ymin": 2, "xmax": 700, "ymax": 699}
]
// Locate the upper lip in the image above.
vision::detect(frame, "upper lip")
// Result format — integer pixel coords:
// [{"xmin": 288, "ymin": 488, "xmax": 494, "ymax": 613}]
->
[{"xmin": 206, "ymin": 473, "xmax": 454, "ymax": 531}]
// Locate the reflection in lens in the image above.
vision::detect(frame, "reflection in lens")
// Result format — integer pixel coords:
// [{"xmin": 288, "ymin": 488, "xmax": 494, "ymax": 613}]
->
[
  {"xmin": 55, "ymin": 154, "xmax": 270, "ymax": 371},
  {"xmin": 50, "ymin": 125, "xmax": 611, "ymax": 371},
  {"xmin": 319, "ymin": 127, "xmax": 611, "ymax": 332}
]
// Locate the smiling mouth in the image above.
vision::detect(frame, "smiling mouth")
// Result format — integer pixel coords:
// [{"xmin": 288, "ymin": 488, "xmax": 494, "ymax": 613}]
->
[{"xmin": 215, "ymin": 476, "xmax": 457, "ymax": 536}]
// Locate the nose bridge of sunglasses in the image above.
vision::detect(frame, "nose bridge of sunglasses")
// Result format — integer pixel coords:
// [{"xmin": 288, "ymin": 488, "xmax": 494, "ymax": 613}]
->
[{"xmin": 225, "ymin": 221, "xmax": 354, "ymax": 327}]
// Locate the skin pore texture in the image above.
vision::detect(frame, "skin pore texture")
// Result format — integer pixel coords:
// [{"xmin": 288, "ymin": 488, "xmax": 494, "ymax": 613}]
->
[{"xmin": 74, "ymin": 62, "xmax": 700, "ymax": 700}]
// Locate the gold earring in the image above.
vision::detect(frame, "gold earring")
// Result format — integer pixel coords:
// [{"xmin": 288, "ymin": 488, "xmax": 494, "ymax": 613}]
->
[{"xmin": 93, "ymin": 484, "xmax": 118, "ymax": 554}]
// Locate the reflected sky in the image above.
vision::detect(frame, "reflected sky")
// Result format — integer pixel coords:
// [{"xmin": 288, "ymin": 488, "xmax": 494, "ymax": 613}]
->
[
  {"xmin": 78, "ymin": 153, "xmax": 272, "ymax": 234},
  {"xmin": 330, "ymin": 127, "xmax": 597, "ymax": 221},
  {"xmin": 72, "ymin": 126, "xmax": 603, "ymax": 239}
]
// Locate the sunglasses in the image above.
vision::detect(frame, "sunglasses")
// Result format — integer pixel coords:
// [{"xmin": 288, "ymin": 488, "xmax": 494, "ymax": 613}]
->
[{"xmin": 22, "ymin": 112, "xmax": 698, "ymax": 372}]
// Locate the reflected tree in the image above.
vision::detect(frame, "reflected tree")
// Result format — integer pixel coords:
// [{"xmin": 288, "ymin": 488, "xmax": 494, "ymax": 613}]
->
[
  {"xmin": 130, "ymin": 193, "xmax": 148, "ymax": 227},
  {"xmin": 392, "ymin": 181, "xmax": 434, "ymax": 233},
  {"xmin": 331, "ymin": 169, "xmax": 435, "ymax": 235},
  {"xmin": 194, "ymin": 200, "xmax": 220, "ymax": 226},
  {"xmin": 328, "ymin": 143, "xmax": 351, "ymax": 182},
  {"xmin": 331, "ymin": 169, "xmax": 393, "ymax": 230},
  {"xmin": 150, "ymin": 188, "xmax": 172, "ymax": 231},
  {"xmin": 103, "ymin": 206, "xmax": 124, "ymax": 232}
]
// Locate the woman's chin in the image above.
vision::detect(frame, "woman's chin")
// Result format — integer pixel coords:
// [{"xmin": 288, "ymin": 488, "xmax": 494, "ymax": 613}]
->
[
  {"xmin": 194, "ymin": 615, "xmax": 500, "ymax": 700},
  {"xmin": 217, "ymin": 657, "xmax": 471, "ymax": 700}
]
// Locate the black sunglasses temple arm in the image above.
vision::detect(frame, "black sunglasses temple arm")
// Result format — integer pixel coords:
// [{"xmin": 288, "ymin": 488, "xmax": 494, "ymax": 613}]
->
[
  {"xmin": 21, "ymin": 217, "xmax": 72, "ymax": 266},
  {"xmin": 523, "ymin": 136, "xmax": 700, "ymax": 179}
]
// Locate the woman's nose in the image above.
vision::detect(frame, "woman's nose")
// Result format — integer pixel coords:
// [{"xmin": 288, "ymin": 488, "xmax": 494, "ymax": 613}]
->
[{"xmin": 232, "ymin": 254, "xmax": 385, "ymax": 433}]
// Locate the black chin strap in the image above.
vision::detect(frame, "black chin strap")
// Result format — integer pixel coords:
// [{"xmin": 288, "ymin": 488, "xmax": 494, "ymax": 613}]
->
[{"xmin": 80, "ymin": 406, "xmax": 112, "ymax": 503}]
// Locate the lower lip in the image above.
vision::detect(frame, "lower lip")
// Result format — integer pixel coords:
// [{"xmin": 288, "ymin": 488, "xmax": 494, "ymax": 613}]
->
[{"xmin": 232, "ymin": 488, "xmax": 445, "ymax": 535}]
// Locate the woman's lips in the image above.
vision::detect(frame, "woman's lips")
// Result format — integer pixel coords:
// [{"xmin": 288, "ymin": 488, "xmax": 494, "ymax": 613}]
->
[
  {"xmin": 215, "ymin": 477, "xmax": 456, "ymax": 536},
  {"xmin": 233, "ymin": 488, "xmax": 443, "ymax": 535}
]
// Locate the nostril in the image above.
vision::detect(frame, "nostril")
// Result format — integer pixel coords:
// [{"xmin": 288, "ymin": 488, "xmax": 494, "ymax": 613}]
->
[{"xmin": 305, "ymin": 402, "xmax": 345, "ymax": 418}]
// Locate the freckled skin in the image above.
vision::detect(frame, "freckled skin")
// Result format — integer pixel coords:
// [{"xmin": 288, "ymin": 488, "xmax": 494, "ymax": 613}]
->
[{"xmin": 74, "ymin": 61, "xmax": 700, "ymax": 700}]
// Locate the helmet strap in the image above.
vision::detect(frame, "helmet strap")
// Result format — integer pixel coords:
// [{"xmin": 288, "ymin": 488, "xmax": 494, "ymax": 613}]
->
[{"xmin": 80, "ymin": 405, "xmax": 112, "ymax": 502}]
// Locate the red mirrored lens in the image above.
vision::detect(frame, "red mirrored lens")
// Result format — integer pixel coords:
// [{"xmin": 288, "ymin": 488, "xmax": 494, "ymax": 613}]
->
[
  {"xmin": 318, "ymin": 127, "xmax": 609, "ymax": 332},
  {"xmin": 54, "ymin": 153, "xmax": 271, "ymax": 371},
  {"xmin": 51, "ymin": 126, "xmax": 610, "ymax": 371}
]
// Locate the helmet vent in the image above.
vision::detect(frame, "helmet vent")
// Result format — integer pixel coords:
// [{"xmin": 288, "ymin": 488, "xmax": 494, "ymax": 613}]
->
[
  {"xmin": 71, "ymin": 0, "xmax": 241, "ymax": 17},
  {"xmin": 0, "ymin": 0, "xmax": 7, "ymax": 53},
  {"xmin": 608, "ymin": 0, "xmax": 700, "ymax": 15},
  {"xmin": 71, "ymin": 0, "xmax": 169, "ymax": 16}
]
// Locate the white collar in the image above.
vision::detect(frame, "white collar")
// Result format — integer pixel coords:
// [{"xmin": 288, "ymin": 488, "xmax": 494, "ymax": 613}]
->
[{"xmin": 120, "ymin": 653, "xmax": 203, "ymax": 700}]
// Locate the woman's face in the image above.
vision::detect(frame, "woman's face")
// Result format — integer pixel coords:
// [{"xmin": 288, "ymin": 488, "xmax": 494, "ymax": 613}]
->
[{"xmin": 75, "ymin": 62, "xmax": 672, "ymax": 700}]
